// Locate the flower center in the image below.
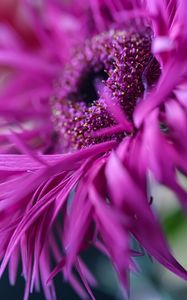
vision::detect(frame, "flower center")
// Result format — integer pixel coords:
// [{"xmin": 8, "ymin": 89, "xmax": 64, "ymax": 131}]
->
[
  {"xmin": 78, "ymin": 69, "xmax": 108, "ymax": 105},
  {"xmin": 52, "ymin": 27, "xmax": 161, "ymax": 152}
]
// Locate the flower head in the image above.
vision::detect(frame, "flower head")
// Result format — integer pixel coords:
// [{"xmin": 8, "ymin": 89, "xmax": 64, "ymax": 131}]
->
[{"xmin": 0, "ymin": 1, "xmax": 187, "ymax": 300}]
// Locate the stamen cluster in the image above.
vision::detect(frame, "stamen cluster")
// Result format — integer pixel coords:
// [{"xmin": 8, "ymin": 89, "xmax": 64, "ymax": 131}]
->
[{"xmin": 52, "ymin": 27, "xmax": 160, "ymax": 151}]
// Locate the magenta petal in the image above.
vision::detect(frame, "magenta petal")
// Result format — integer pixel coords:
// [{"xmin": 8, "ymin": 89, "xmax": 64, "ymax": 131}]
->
[{"xmin": 106, "ymin": 151, "xmax": 187, "ymax": 280}]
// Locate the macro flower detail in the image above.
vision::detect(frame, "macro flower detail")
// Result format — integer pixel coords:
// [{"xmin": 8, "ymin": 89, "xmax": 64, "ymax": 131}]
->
[
  {"xmin": 52, "ymin": 27, "xmax": 161, "ymax": 151},
  {"xmin": 0, "ymin": 1, "xmax": 187, "ymax": 300}
]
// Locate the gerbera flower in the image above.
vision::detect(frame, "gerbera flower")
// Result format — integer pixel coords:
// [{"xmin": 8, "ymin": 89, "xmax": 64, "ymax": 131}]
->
[{"xmin": 0, "ymin": 0, "xmax": 187, "ymax": 299}]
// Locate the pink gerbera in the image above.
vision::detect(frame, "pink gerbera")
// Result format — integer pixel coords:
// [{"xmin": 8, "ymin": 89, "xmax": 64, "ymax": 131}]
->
[{"xmin": 0, "ymin": 0, "xmax": 187, "ymax": 299}]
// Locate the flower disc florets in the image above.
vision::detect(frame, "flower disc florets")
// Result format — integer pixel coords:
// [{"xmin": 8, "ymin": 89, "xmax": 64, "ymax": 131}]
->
[{"xmin": 52, "ymin": 27, "xmax": 161, "ymax": 152}]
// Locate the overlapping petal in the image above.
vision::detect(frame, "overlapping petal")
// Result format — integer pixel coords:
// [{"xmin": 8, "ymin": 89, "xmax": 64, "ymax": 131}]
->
[{"xmin": 0, "ymin": 1, "xmax": 187, "ymax": 300}]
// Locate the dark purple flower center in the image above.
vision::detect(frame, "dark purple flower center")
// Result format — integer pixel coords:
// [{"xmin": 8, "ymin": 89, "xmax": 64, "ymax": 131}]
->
[
  {"xmin": 78, "ymin": 69, "xmax": 108, "ymax": 105},
  {"xmin": 52, "ymin": 27, "xmax": 161, "ymax": 152}
]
